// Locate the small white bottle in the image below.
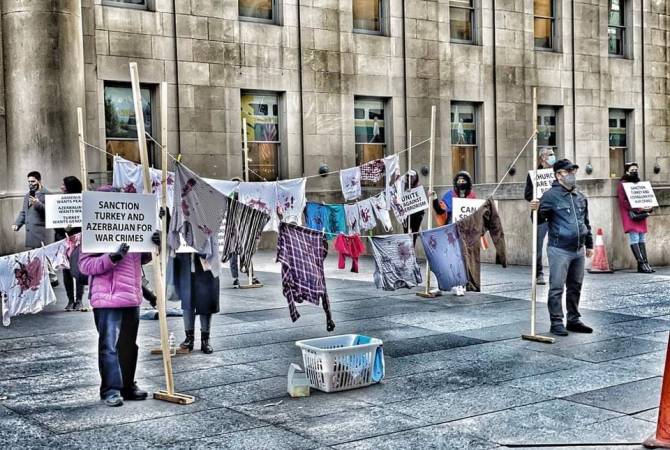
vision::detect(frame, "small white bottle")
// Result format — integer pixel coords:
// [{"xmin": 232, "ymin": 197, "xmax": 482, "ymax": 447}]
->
[{"xmin": 168, "ymin": 332, "xmax": 176, "ymax": 356}]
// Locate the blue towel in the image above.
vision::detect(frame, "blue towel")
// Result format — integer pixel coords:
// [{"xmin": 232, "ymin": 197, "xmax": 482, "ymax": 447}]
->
[{"xmin": 354, "ymin": 335, "xmax": 385, "ymax": 383}]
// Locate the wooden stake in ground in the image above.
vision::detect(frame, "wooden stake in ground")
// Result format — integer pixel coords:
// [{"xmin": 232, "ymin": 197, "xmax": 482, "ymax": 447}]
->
[
  {"xmin": 239, "ymin": 117, "xmax": 262, "ymax": 290},
  {"xmin": 522, "ymin": 87, "xmax": 554, "ymax": 344},
  {"xmin": 417, "ymin": 106, "xmax": 441, "ymax": 299},
  {"xmin": 129, "ymin": 62, "xmax": 195, "ymax": 403}
]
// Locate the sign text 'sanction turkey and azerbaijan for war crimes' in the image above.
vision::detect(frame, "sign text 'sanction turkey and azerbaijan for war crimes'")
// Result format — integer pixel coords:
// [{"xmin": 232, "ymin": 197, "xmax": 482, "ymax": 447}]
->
[{"xmin": 82, "ymin": 191, "xmax": 157, "ymax": 253}]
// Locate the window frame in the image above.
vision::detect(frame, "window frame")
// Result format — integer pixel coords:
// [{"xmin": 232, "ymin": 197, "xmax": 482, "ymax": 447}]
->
[
  {"xmin": 607, "ymin": 0, "xmax": 627, "ymax": 58},
  {"xmin": 352, "ymin": 0, "xmax": 385, "ymax": 35},
  {"xmin": 239, "ymin": 0, "xmax": 279, "ymax": 25},
  {"xmin": 102, "ymin": 0, "xmax": 150, "ymax": 11},
  {"xmin": 354, "ymin": 96, "xmax": 388, "ymax": 168},
  {"xmin": 449, "ymin": 0, "xmax": 477, "ymax": 44},
  {"xmin": 450, "ymin": 101, "xmax": 479, "ymax": 182},
  {"xmin": 537, "ymin": 105, "xmax": 560, "ymax": 155},
  {"xmin": 533, "ymin": 0, "xmax": 556, "ymax": 51},
  {"xmin": 608, "ymin": 109, "xmax": 631, "ymax": 179},
  {"xmin": 241, "ymin": 90, "xmax": 283, "ymax": 181}
]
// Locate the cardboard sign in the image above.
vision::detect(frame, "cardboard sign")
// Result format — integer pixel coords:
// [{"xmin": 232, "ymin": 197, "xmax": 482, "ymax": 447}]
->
[
  {"xmin": 528, "ymin": 168, "xmax": 554, "ymax": 199},
  {"xmin": 623, "ymin": 182, "xmax": 659, "ymax": 209},
  {"xmin": 451, "ymin": 198, "xmax": 486, "ymax": 223},
  {"xmin": 400, "ymin": 186, "xmax": 429, "ymax": 219},
  {"xmin": 45, "ymin": 194, "xmax": 82, "ymax": 229},
  {"xmin": 82, "ymin": 191, "xmax": 157, "ymax": 253}
]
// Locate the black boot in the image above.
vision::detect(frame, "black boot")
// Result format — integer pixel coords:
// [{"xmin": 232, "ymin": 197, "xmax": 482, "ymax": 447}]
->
[
  {"xmin": 639, "ymin": 243, "xmax": 656, "ymax": 273},
  {"xmin": 65, "ymin": 299, "xmax": 75, "ymax": 312},
  {"xmin": 201, "ymin": 332, "xmax": 213, "ymax": 354},
  {"xmin": 631, "ymin": 244, "xmax": 653, "ymax": 273},
  {"xmin": 180, "ymin": 330, "xmax": 195, "ymax": 352}
]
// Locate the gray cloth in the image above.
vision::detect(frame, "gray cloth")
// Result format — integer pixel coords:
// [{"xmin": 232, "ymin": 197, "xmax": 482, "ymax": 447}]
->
[
  {"xmin": 547, "ymin": 246, "xmax": 585, "ymax": 325},
  {"xmin": 15, "ymin": 189, "xmax": 51, "ymax": 249},
  {"xmin": 536, "ymin": 222, "xmax": 548, "ymax": 276},
  {"xmin": 220, "ymin": 198, "xmax": 270, "ymax": 274},
  {"xmin": 370, "ymin": 235, "xmax": 422, "ymax": 291}
]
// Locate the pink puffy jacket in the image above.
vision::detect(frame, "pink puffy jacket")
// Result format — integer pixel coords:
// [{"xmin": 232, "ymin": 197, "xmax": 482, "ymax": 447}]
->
[{"xmin": 79, "ymin": 252, "xmax": 151, "ymax": 309}]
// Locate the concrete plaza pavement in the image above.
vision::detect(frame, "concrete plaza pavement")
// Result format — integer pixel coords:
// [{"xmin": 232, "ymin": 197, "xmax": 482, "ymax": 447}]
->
[{"xmin": 0, "ymin": 250, "xmax": 668, "ymax": 449}]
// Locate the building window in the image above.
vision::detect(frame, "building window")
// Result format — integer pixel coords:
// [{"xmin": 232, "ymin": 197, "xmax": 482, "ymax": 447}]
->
[
  {"xmin": 102, "ymin": 0, "xmax": 148, "ymax": 10},
  {"xmin": 451, "ymin": 102, "xmax": 477, "ymax": 179},
  {"xmin": 608, "ymin": 0, "xmax": 626, "ymax": 56},
  {"xmin": 241, "ymin": 91, "xmax": 280, "ymax": 181},
  {"xmin": 239, "ymin": 0, "xmax": 276, "ymax": 23},
  {"xmin": 104, "ymin": 83, "xmax": 154, "ymax": 168},
  {"xmin": 353, "ymin": 0, "xmax": 382, "ymax": 34},
  {"xmin": 609, "ymin": 109, "xmax": 629, "ymax": 178},
  {"xmin": 354, "ymin": 97, "xmax": 386, "ymax": 167},
  {"xmin": 450, "ymin": 0, "xmax": 475, "ymax": 43},
  {"xmin": 534, "ymin": 0, "xmax": 555, "ymax": 50},
  {"xmin": 537, "ymin": 106, "xmax": 558, "ymax": 153}
]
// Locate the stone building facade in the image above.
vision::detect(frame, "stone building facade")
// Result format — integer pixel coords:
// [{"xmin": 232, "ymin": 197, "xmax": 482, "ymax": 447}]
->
[{"xmin": 0, "ymin": 0, "xmax": 669, "ymax": 268}]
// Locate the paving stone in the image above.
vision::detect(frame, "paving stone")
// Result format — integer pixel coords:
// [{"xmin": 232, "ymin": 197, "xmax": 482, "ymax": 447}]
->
[
  {"xmin": 605, "ymin": 351, "xmax": 667, "ymax": 377},
  {"xmin": 565, "ymin": 377, "xmax": 662, "ymax": 415},
  {"xmin": 0, "ymin": 405, "xmax": 55, "ymax": 448},
  {"xmin": 138, "ymin": 364, "xmax": 275, "ymax": 392},
  {"xmin": 160, "ymin": 425, "xmax": 322, "ymax": 449},
  {"xmin": 382, "ymin": 333, "xmax": 485, "ymax": 358},
  {"xmin": 189, "ymin": 376, "xmax": 288, "ymax": 406},
  {"xmin": 633, "ymin": 408, "xmax": 659, "ymax": 423},
  {"xmin": 540, "ymin": 337, "xmax": 666, "ymax": 363}
]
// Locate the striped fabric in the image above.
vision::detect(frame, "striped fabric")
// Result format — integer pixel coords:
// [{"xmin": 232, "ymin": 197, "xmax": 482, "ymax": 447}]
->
[{"xmin": 220, "ymin": 198, "xmax": 270, "ymax": 274}]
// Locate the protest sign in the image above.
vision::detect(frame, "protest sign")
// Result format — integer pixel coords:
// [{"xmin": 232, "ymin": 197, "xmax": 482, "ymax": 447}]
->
[
  {"xmin": 623, "ymin": 181, "xmax": 659, "ymax": 209},
  {"xmin": 451, "ymin": 198, "xmax": 486, "ymax": 223},
  {"xmin": 82, "ymin": 191, "xmax": 157, "ymax": 253},
  {"xmin": 45, "ymin": 194, "xmax": 82, "ymax": 229},
  {"xmin": 400, "ymin": 187, "xmax": 429, "ymax": 219},
  {"xmin": 528, "ymin": 168, "xmax": 554, "ymax": 199}
]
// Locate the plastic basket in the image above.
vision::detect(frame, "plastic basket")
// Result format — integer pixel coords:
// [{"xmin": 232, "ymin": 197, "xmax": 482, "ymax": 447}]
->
[{"xmin": 295, "ymin": 334, "xmax": 384, "ymax": 393}]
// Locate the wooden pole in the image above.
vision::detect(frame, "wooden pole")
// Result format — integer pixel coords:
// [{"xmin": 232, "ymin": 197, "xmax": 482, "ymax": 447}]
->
[
  {"xmin": 522, "ymin": 87, "xmax": 554, "ymax": 344},
  {"xmin": 239, "ymin": 117, "xmax": 262, "ymax": 289},
  {"xmin": 159, "ymin": 81, "xmax": 169, "ymax": 302},
  {"xmin": 77, "ymin": 107, "xmax": 88, "ymax": 192},
  {"xmin": 407, "ymin": 129, "xmax": 413, "ymax": 239},
  {"xmin": 417, "ymin": 107, "xmax": 440, "ymax": 298},
  {"xmin": 129, "ymin": 63, "xmax": 194, "ymax": 403}
]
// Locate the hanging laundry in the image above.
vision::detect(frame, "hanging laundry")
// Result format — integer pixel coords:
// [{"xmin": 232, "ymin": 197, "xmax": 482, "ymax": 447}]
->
[
  {"xmin": 276, "ymin": 178, "xmax": 307, "ymax": 225},
  {"xmin": 384, "ymin": 155, "xmax": 405, "ymax": 222},
  {"xmin": 455, "ymin": 198, "xmax": 507, "ymax": 291},
  {"xmin": 113, "ymin": 156, "xmax": 175, "ymax": 210},
  {"xmin": 0, "ymin": 248, "xmax": 57, "ymax": 326},
  {"xmin": 334, "ymin": 234, "xmax": 366, "ymax": 273},
  {"xmin": 370, "ymin": 235, "xmax": 422, "ymax": 291},
  {"xmin": 42, "ymin": 238, "xmax": 71, "ymax": 270},
  {"xmin": 305, "ymin": 202, "xmax": 330, "ymax": 233},
  {"xmin": 326, "ymin": 204, "xmax": 348, "ymax": 236},
  {"xmin": 357, "ymin": 198, "xmax": 377, "ymax": 232},
  {"xmin": 204, "ymin": 178, "xmax": 239, "ymax": 196},
  {"xmin": 276, "ymin": 222, "xmax": 335, "ymax": 331},
  {"xmin": 420, "ymin": 224, "xmax": 469, "ymax": 291},
  {"xmin": 340, "ymin": 166, "xmax": 362, "ymax": 201},
  {"xmin": 220, "ymin": 198, "xmax": 270, "ymax": 274},
  {"xmin": 169, "ymin": 163, "xmax": 229, "ymax": 259},
  {"xmin": 370, "ymin": 192, "xmax": 393, "ymax": 232},
  {"xmin": 238, "ymin": 181, "xmax": 278, "ymax": 232},
  {"xmin": 361, "ymin": 159, "xmax": 385, "ymax": 182},
  {"xmin": 344, "ymin": 203, "xmax": 361, "ymax": 234}
]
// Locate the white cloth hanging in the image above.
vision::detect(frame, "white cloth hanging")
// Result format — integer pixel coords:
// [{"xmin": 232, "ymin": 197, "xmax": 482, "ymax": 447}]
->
[{"xmin": 340, "ymin": 166, "xmax": 362, "ymax": 201}]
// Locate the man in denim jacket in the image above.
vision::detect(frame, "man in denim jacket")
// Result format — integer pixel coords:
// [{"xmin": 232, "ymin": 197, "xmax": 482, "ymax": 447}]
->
[{"xmin": 530, "ymin": 159, "xmax": 594, "ymax": 336}]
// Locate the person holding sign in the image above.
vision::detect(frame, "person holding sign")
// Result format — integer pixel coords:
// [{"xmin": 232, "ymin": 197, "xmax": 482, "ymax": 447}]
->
[
  {"xmin": 402, "ymin": 170, "xmax": 425, "ymax": 246},
  {"xmin": 54, "ymin": 176, "xmax": 84, "ymax": 311},
  {"xmin": 617, "ymin": 162, "xmax": 654, "ymax": 273},
  {"xmin": 524, "ymin": 148, "xmax": 556, "ymax": 285},
  {"xmin": 12, "ymin": 171, "xmax": 51, "ymax": 249},
  {"xmin": 529, "ymin": 159, "xmax": 594, "ymax": 337}
]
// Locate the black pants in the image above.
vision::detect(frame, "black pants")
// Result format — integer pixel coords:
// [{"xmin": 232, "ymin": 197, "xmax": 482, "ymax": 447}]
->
[
  {"xmin": 93, "ymin": 307, "xmax": 140, "ymax": 399},
  {"xmin": 62, "ymin": 268, "xmax": 84, "ymax": 302},
  {"xmin": 403, "ymin": 212, "xmax": 424, "ymax": 246}
]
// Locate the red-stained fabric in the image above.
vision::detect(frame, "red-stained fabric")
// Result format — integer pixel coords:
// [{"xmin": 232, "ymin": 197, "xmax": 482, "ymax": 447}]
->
[{"xmin": 333, "ymin": 234, "xmax": 366, "ymax": 273}]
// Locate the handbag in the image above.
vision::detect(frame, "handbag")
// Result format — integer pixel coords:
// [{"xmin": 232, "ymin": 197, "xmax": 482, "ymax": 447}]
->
[{"xmin": 629, "ymin": 209, "xmax": 650, "ymax": 221}]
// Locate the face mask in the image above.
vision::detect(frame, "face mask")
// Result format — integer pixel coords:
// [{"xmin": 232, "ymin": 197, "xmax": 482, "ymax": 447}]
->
[
  {"xmin": 561, "ymin": 173, "xmax": 577, "ymax": 190},
  {"xmin": 626, "ymin": 172, "xmax": 640, "ymax": 183},
  {"xmin": 547, "ymin": 155, "xmax": 557, "ymax": 166}
]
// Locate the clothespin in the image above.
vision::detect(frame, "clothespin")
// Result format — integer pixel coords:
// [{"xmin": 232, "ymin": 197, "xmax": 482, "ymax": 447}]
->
[{"xmin": 177, "ymin": 154, "xmax": 183, "ymax": 163}]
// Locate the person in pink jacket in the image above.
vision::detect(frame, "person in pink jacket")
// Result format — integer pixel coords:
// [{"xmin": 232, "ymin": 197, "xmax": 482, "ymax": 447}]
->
[
  {"xmin": 79, "ymin": 233, "xmax": 159, "ymax": 407},
  {"xmin": 617, "ymin": 162, "xmax": 654, "ymax": 273}
]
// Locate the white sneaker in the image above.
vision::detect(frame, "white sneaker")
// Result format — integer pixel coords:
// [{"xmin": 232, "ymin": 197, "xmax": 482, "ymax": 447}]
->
[{"xmin": 454, "ymin": 286, "xmax": 465, "ymax": 297}]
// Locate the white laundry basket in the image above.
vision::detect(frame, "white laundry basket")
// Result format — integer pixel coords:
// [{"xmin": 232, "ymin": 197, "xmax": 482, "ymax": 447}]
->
[{"xmin": 295, "ymin": 334, "xmax": 384, "ymax": 393}]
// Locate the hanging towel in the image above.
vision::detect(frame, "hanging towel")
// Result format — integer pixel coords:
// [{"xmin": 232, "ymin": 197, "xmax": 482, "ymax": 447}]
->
[
  {"xmin": 384, "ymin": 155, "xmax": 405, "ymax": 222},
  {"xmin": 340, "ymin": 166, "xmax": 362, "ymax": 201},
  {"xmin": 357, "ymin": 198, "xmax": 377, "ymax": 231},
  {"xmin": 370, "ymin": 192, "xmax": 393, "ymax": 232},
  {"xmin": 344, "ymin": 204, "xmax": 361, "ymax": 234},
  {"xmin": 333, "ymin": 234, "xmax": 366, "ymax": 273},
  {"xmin": 277, "ymin": 222, "xmax": 335, "ymax": 332},
  {"xmin": 360, "ymin": 159, "xmax": 385, "ymax": 183},
  {"xmin": 420, "ymin": 224, "xmax": 469, "ymax": 291},
  {"xmin": 113, "ymin": 156, "xmax": 175, "ymax": 210},
  {"xmin": 204, "ymin": 178, "xmax": 239, "ymax": 197},
  {"xmin": 220, "ymin": 198, "xmax": 270, "ymax": 274},
  {"xmin": 326, "ymin": 204, "xmax": 348, "ymax": 236},
  {"xmin": 305, "ymin": 202, "xmax": 330, "ymax": 232},
  {"xmin": 370, "ymin": 235, "xmax": 422, "ymax": 291},
  {"xmin": 238, "ymin": 181, "xmax": 278, "ymax": 232},
  {"xmin": 277, "ymin": 178, "xmax": 307, "ymax": 225}
]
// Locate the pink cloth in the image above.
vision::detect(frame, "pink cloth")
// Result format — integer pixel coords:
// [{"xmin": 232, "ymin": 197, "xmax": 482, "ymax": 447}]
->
[
  {"xmin": 334, "ymin": 234, "xmax": 366, "ymax": 273},
  {"xmin": 617, "ymin": 181, "xmax": 647, "ymax": 234},
  {"xmin": 79, "ymin": 252, "xmax": 148, "ymax": 308}
]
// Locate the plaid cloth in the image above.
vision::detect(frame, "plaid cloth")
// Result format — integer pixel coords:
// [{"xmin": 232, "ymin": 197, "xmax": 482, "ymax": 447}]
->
[
  {"xmin": 276, "ymin": 222, "xmax": 335, "ymax": 331},
  {"xmin": 361, "ymin": 159, "xmax": 385, "ymax": 182}
]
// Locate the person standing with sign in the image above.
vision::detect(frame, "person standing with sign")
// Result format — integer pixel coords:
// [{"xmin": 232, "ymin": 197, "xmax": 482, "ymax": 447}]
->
[
  {"xmin": 617, "ymin": 162, "xmax": 654, "ymax": 273},
  {"xmin": 54, "ymin": 176, "xmax": 84, "ymax": 311},
  {"xmin": 12, "ymin": 171, "xmax": 51, "ymax": 249},
  {"xmin": 524, "ymin": 148, "xmax": 556, "ymax": 285},
  {"xmin": 529, "ymin": 159, "xmax": 594, "ymax": 336},
  {"xmin": 403, "ymin": 170, "xmax": 425, "ymax": 246}
]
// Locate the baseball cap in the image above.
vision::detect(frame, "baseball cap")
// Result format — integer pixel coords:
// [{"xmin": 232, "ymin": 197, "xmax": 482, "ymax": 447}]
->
[{"xmin": 553, "ymin": 159, "xmax": 579, "ymax": 173}]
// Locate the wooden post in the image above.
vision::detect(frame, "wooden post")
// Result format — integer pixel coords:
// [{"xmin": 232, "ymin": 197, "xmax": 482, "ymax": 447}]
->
[
  {"xmin": 522, "ymin": 87, "xmax": 554, "ymax": 344},
  {"xmin": 239, "ymin": 117, "xmax": 262, "ymax": 289},
  {"xmin": 77, "ymin": 107, "xmax": 88, "ymax": 192},
  {"xmin": 407, "ymin": 129, "xmax": 413, "ymax": 175},
  {"xmin": 417, "ymin": 106, "xmax": 440, "ymax": 298},
  {"xmin": 129, "ymin": 63, "xmax": 195, "ymax": 404}
]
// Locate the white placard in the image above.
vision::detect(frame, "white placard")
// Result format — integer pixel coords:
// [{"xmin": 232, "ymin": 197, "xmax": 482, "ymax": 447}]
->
[
  {"xmin": 451, "ymin": 198, "xmax": 486, "ymax": 223},
  {"xmin": 82, "ymin": 191, "xmax": 157, "ymax": 253},
  {"xmin": 400, "ymin": 186, "xmax": 429, "ymax": 218},
  {"xmin": 623, "ymin": 182, "xmax": 659, "ymax": 209},
  {"xmin": 45, "ymin": 194, "xmax": 82, "ymax": 229},
  {"xmin": 175, "ymin": 234, "xmax": 197, "ymax": 253},
  {"xmin": 528, "ymin": 168, "xmax": 554, "ymax": 199}
]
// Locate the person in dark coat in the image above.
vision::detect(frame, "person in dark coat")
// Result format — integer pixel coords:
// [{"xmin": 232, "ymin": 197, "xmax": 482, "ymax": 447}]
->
[
  {"xmin": 54, "ymin": 176, "xmax": 84, "ymax": 311},
  {"xmin": 173, "ymin": 246, "xmax": 220, "ymax": 354},
  {"xmin": 402, "ymin": 170, "xmax": 425, "ymax": 246},
  {"xmin": 13, "ymin": 171, "xmax": 51, "ymax": 249}
]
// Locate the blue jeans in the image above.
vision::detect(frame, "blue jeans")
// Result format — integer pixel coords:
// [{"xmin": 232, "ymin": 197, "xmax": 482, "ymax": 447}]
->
[
  {"xmin": 93, "ymin": 307, "xmax": 140, "ymax": 399},
  {"xmin": 537, "ymin": 222, "xmax": 549, "ymax": 276},
  {"xmin": 547, "ymin": 246, "xmax": 585, "ymax": 325},
  {"xmin": 627, "ymin": 232, "xmax": 647, "ymax": 245}
]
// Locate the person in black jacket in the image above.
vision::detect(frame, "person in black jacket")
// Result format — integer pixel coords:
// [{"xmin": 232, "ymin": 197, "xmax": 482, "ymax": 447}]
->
[
  {"xmin": 524, "ymin": 148, "xmax": 556, "ymax": 285},
  {"xmin": 55, "ymin": 176, "xmax": 84, "ymax": 311},
  {"xmin": 530, "ymin": 159, "xmax": 594, "ymax": 336}
]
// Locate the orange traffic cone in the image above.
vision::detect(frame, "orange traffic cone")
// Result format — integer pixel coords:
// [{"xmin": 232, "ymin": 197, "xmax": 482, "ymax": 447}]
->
[
  {"xmin": 644, "ymin": 336, "xmax": 670, "ymax": 448},
  {"xmin": 588, "ymin": 228, "xmax": 614, "ymax": 273}
]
